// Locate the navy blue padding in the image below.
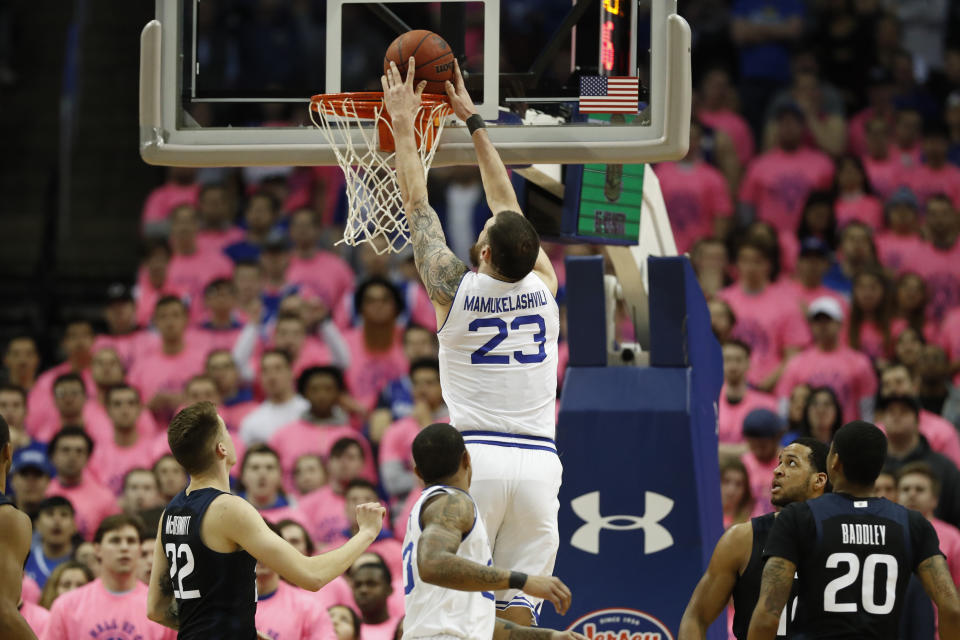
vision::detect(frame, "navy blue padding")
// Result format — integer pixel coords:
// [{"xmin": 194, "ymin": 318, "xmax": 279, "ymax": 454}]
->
[{"xmin": 565, "ymin": 255, "xmax": 608, "ymax": 367}]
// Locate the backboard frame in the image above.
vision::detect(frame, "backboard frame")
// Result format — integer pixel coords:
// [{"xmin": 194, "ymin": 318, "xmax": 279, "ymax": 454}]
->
[{"xmin": 139, "ymin": 0, "xmax": 691, "ymax": 168}]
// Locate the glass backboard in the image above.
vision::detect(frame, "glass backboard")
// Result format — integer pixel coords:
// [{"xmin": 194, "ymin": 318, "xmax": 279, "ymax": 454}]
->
[{"xmin": 140, "ymin": 0, "xmax": 691, "ymax": 167}]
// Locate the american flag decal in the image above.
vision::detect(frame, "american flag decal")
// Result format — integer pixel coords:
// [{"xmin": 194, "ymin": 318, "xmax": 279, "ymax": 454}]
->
[{"xmin": 579, "ymin": 76, "xmax": 639, "ymax": 113}]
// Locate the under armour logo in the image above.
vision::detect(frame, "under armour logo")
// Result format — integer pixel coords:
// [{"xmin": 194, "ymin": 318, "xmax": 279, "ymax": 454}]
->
[{"xmin": 570, "ymin": 491, "xmax": 674, "ymax": 555}]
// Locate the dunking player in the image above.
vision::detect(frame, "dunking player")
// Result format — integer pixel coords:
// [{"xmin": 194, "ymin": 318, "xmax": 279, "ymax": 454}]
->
[
  {"xmin": 748, "ymin": 421, "xmax": 960, "ymax": 639},
  {"xmin": 0, "ymin": 414, "xmax": 37, "ymax": 640},
  {"xmin": 146, "ymin": 402, "xmax": 385, "ymax": 638},
  {"xmin": 678, "ymin": 438, "xmax": 830, "ymax": 640},
  {"xmin": 404, "ymin": 423, "xmax": 583, "ymax": 640},
  {"xmin": 383, "ymin": 60, "xmax": 560, "ymax": 626}
]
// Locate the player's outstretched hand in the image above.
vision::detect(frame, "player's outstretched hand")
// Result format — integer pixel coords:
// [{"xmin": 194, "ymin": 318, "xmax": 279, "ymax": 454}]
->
[
  {"xmin": 356, "ymin": 502, "xmax": 386, "ymax": 537},
  {"xmin": 550, "ymin": 632, "xmax": 588, "ymax": 640},
  {"xmin": 522, "ymin": 575, "xmax": 573, "ymax": 615},
  {"xmin": 444, "ymin": 59, "xmax": 478, "ymax": 122},
  {"xmin": 382, "ymin": 57, "xmax": 427, "ymax": 124}
]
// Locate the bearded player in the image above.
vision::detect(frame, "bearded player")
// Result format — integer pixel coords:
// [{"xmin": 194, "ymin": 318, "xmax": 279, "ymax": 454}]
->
[
  {"xmin": 383, "ymin": 59, "xmax": 559, "ymax": 626},
  {"xmin": 679, "ymin": 438, "xmax": 831, "ymax": 639}
]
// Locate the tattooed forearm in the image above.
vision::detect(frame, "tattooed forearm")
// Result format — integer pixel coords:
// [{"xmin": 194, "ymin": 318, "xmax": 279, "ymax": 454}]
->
[
  {"xmin": 918, "ymin": 555, "xmax": 960, "ymax": 607},
  {"xmin": 160, "ymin": 600, "xmax": 180, "ymax": 630},
  {"xmin": 417, "ymin": 493, "xmax": 510, "ymax": 590},
  {"xmin": 494, "ymin": 619, "xmax": 552, "ymax": 640},
  {"xmin": 758, "ymin": 557, "xmax": 794, "ymax": 615},
  {"xmin": 407, "ymin": 197, "xmax": 469, "ymax": 305},
  {"xmin": 747, "ymin": 557, "xmax": 795, "ymax": 640}
]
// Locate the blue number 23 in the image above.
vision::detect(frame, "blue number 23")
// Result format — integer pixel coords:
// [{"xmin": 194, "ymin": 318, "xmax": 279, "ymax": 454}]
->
[{"xmin": 469, "ymin": 314, "xmax": 547, "ymax": 365}]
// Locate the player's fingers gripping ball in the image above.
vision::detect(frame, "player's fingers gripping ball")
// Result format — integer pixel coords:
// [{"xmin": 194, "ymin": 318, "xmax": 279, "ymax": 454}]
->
[{"xmin": 384, "ymin": 30, "xmax": 455, "ymax": 95}]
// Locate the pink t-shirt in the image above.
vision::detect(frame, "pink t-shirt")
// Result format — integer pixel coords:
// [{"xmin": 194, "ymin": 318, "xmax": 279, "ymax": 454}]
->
[
  {"xmin": 875, "ymin": 233, "xmax": 927, "ymax": 274},
  {"xmin": 931, "ymin": 518, "xmax": 960, "ymax": 588},
  {"xmin": 835, "ymin": 194, "xmax": 883, "ymax": 230},
  {"xmin": 141, "ymin": 183, "xmax": 200, "ymax": 225},
  {"xmin": 656, "ymin": 160, "xmax": 733, "ymax": 255},
  {"xmin": 406, "ymin": 283, "xmax": 438, "ymax": 332},
  {"xmin": 92, "ymin": 331, "xmax": 154, "ymax": 373},
  {"xmin": 771, "ymin": 280, "xmax": 848, "ymax": 320},
  {"xmin": 25, "ymin": 364, "xmax": 95, "ymax": 442},
  {"xmin": 299, "ymin": 486, "xmax": 348, "ymax": 544},
  {"xmin": 904, "ymin": 164, "xmax": 960, "ymax": 210},
  {"xmin": 861, "ymin": 155, "xmax": 903, "ymax": 200},
  {"xmin": 166, "ymin": 251, "xmax": 235, "ymax": 319},
  {"xmin": 221, "ymin": 401, "xmax": 258, "ymax": 432},
  {"xmin": 356, "ymin": 615, "xmax": 403, "ymax": 640},
  {"xmin": 342, "ymin": 328, "xmax": 409, "ymax": 411},
  {"xmin": 256, "ymin": 581, "xmax": 337, "ymax": 640},
  {"xmin": 717, "ymin": 387, "xmax": 779, "ymax": 444},
  {"xmin": 919, "ymin": 410, "xmax": 960, "ymax": 469},
  {"xmin": 890, "ymin": 317, "xmax": 939, "ymax": 344},
  {"xmin": 267, "ymin": 420, "xmax": 375, "ymax": 493},
  {"xmin": 776, "ymin": 345, "xmax": 877, "ymax": 423},
  {"xmin": 718, "ymin": 284, "xmax": 811, "ymax": 386},
  {"xmin": 88, "ymin": 435, "xmax": 158, "ymax": 495},
  {"xmin": 196, "ymin": 227, "xmax": 245, "ymax": 256},
  {"xmin": 196, "ymin": 323, "xmax": 243, "ymax": 353},
  {"xmin": 939, "ymin": 308, "xmax": 960, "ymax": 383},
  {"xmin": 286, "ymin": 251, "xmax": 356, "ymax": 310},
  {"xmin": 129, "ymin": 343, "xmax": 209, "ymax": 403},
  {"xmin": 742, "ymin": 451, "xmax": 778, "ymax": 517},
  {"xmin": 394, "ymin": 485, "xmax": 421, "ymax": 536},
  {"xmin": 83, "ymin": 401, "xmax": 161, "ymax": 445},
  {"xmin": 697, "ymin": 108, "xmax": 755, "ymax": 164},
  {"xmin": 22, "ymin": 600, "xmax": 49, "ymax": 636},
  {"xmin": 739, "ymin": 148, "xmax": 834, "ymax": 234},
  {"xmin": 851, "ymin": 320, "xmax": 891, "ymax": 362},
  {"xmin": 45, "ymin": 476, "xmax": 119, "ymax": 541},
  {"xmin": 911, "ymin": 241, "xmax": 960, "ymax": 320},
  {"xmin": 43, "ymin": 579, "xmax": 172, "ymax": 640},
  {"xmin": 847, "ymin": 108, "xmax": 882, "ymax": 158},
  {"xmin": 134, "ymin": 269, "xmax": 191, "ymax": 329},
  {"xmin": 22, "ymin": 575, "xmax": 40, "ymax": 604}
]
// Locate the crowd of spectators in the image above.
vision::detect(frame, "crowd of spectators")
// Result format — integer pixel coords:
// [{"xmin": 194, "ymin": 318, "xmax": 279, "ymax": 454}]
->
[{"xmin": 4, "ymin": 0, "xmax": 960, "ymax": 638}]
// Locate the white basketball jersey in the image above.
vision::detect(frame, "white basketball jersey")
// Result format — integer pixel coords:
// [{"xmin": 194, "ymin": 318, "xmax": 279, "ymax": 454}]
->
[
  {"xmin": 402, "ymin": 486, "xmax": 496, "ymax": 640},
  {"xmin": 438, "ymin": 271, "xmax": 559, "ymax": 439}
]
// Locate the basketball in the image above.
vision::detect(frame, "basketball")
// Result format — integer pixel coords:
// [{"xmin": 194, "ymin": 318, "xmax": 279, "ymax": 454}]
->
[{"xmin": 383, "ymin": 30, "xmax": 455, "ymax": 96}]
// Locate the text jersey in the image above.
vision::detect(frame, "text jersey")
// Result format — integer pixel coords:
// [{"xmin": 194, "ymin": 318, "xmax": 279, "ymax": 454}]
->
[
  {"xmin": 438, "ymin": 271, "xmax": 559, "ymax": 439},
  {"xmin": 161, "ymin": 488, "xmax": 258, "ymax": 639},
  {"xmin": 764, "ymin": 493, "xmax": 942, "ymax": 639},
  {"xmin": 732, "ymin": 513, "xmax": 797, "ymax": 639},
  {"xmin": 402, "ymin": 486, "xmax": 496, "ymax": 640}
]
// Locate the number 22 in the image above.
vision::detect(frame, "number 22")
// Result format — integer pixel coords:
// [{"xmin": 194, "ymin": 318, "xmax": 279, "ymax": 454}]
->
[
  {"xmin": 165, "ymin": 543, "xmax": 201, "ymax": 599},
  {"xmin": 469, "ymin": 314, "xmax": 547, "ymax": 365}
]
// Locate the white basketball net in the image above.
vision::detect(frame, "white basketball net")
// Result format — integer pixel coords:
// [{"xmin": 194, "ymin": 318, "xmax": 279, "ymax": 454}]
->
[{"xmin": 309, "ymin": 95, "xmax": 453, "ymax": 254}]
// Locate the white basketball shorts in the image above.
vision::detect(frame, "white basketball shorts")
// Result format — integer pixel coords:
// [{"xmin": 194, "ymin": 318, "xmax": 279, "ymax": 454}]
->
[{"xmin": 462, "ymin": 431, "xmax": 563, "ymax": 623}]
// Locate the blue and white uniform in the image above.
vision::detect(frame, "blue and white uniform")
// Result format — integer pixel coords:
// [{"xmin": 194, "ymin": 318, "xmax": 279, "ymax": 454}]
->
[
  {"xmin": 402, "ymin": 485, "xmax": 496, "ymax": 640},
  {"xmin": 438, "ymin": 270, "xmax": 561, "ymax": 619}
]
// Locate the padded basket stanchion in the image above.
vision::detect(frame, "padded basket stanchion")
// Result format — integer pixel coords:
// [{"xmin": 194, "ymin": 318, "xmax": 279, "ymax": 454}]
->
[{"xmin": 309, "ymin": 92, "xmax": 453, "ymax": 254}]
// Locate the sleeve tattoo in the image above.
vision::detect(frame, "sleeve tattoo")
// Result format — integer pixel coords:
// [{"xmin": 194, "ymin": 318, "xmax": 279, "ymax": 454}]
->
[
  {"xmin": 408, "ymin": 196, "xmax": 469, "ymax": 305},
  {"xmin": 158, "ymin": 558, "xmax": 181, "ymax": 629},
  {"xmin": 418, "ymin": 492, "xmax": 507, "ymax": 589},
  {"xmin": 496, "ymin": 619, "xmax": 552, "ymax": 640},
  {"xmin": 918, "ymin": 555, "xmax": 958, "ymax": 604},
  {"xmin": 757, "ymin": 557, "xmax": 794, "ymax": 616}
]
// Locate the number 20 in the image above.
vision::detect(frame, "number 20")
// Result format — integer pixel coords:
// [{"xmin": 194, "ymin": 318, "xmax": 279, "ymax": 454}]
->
[
  {"xmin": 165, "ymin": 543, "xmax": 201, "ymax": 600},
  {"xmin": 469, "ymin": 315, "xmax": 546, "ymax": 365},
  {"xmin": 824, "ymin": 552, "xmax": 897, "ymax": 614}
]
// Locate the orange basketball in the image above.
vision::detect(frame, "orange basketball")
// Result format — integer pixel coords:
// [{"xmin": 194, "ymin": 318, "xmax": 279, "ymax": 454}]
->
[{"xmin": 384, "ymin": 30, "xmax": 455, "ymax": 96}]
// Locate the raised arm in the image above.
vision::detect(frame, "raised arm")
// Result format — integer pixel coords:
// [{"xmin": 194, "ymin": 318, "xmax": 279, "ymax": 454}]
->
[
  {"xmin": 219, "ymin": 495, "xmax": 384, "ymax": 591},
  {"xmin": 916, "ymin": 555, "xmax": 960, "ymax": 638},
  {"xmin": 444, "ymin": 61, "xmax": 557, "ymax": 295},
  {"xmin": 0, "ymin": 508, "xmax": 37, "ymax": 640},
  {"xmin": 746, "ymin": 556, "xmax": 796, "ymax": 640},
  {"xmin": 382, "ymin": 60, "xmax": 469, "ymax": 321},
  {"xmin": 146, "ymin": 514, "xmax": 179, "ymax": 630},
  {"xmin": 678, "ymin": 523, "xmax": 751, "ymax": 640},
  {"xmin": 417, "ymin": 491, "xmax": 571, "ymax": 614}
]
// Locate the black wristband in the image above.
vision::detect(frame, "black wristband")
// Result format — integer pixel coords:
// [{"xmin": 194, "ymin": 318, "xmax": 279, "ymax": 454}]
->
[
  {"xmin": 466, "ymin": 113, "xmax": 486, "ymax": 135},
  {"xmin": 508, "ymin": 571, "xmax": 527, "ymax": 590}
]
